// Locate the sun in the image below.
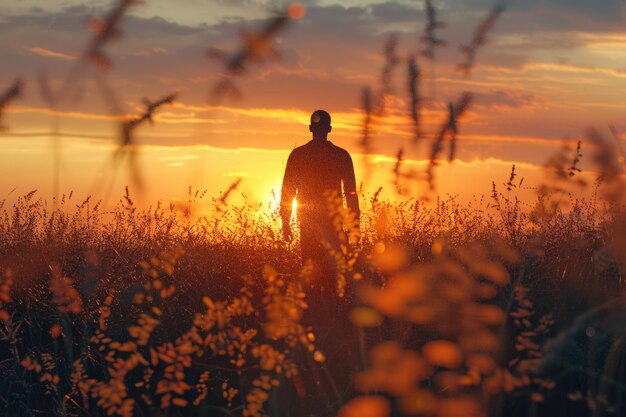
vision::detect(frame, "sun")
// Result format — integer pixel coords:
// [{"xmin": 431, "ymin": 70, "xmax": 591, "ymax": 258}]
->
[{"xmin": 268, "ymin": 182, "xmax": 297, "ymax": 213}]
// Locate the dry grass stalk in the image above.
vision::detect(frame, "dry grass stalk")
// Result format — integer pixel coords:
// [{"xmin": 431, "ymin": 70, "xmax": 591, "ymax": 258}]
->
[
  {"xmin": 51, "ymin": 0, "xmax": 142, "ymax": 108},
  {"xmin": 105, "ymin": 94, "xmax": 176, "ymax": 191},
  {"xmin": 408, "ymin": 56, "xmax": 423, "ymax": 144},
  {"xmin": 456, "ymin": 3, "xmax": 505, "ymax": 75},
  {"xmin": 587, "ymin": 128, "xmax": 624, "ymax": 203},
  {"xmin": 208, "ymin": 4, "xmax": 305, "ymax": 103},
  {"xmin": 505, "ymin": 164, "xmax": 517, "ymax": 192},
  {"xmin": 608, "ymin": 123, "xmax": 625, "ymax": 165},
  {"xmin": 216, "ymin": 178, "xmax": 243, "ymax": 212},
  {"xmin": 567, "ymin": 140, "xmax": 582, "ymax": 177},
  {"xmin": 121, "ymin": 94, "xmax": 177, "ymax": 146},
  {"xmin": 393, "ymin": 148, "xmax": 404, "ymax": 193},
  {"xmin": 377, "ymin": 34, "xmax": 401, "ymax": 116},
  {"xmin": 447, "ymin": 103, "xmax": 459, "ymax": 162},
  {"xmin": 357, "ymin": 33, "xmax": 403, "ymax": 185},
  {"xmin": 38, "ymin": 72, "xmax": 56, "ymax": 109},
  {"xmin": 361, "ymin": 87, "xmax": 373, "ymax": 151},
  {"xmin": 420, "ymin": 0, "xmax": 447, "ymax": 59},
  {"xmin": 83, "ymin": 0, "xmax": 143, "ymax": 71},
  {"xmin": 532, "ymin": 139, "xmax": 589, "ymax": 220},
  {"xmin": 359, "ymin": 87, "xmax": 375, "ymax": 182},
  {"xmin": 427, "ymin": 92, "xmax": 473, "ymax": 189},
  {"xmin": 0, "ymin": 269, "xmax": 14, "ymax": 321},
  {"xmin": 0, "ymin": 79, "xmax": 24, "ymax": 131},
  {"xmin": 32, "ymin": 1, "xmax": 144, "ymax": 202},
  {"xmin": 360, "ymin": 35, "xmax": 403, "ymax": 182}
]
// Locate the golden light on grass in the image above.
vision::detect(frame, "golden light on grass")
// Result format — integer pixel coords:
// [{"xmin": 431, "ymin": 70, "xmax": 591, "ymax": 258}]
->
[
  {"xmin": 422, "ymin": 340, "xmax": 464, "ymax": 369},
  {"xmin": 337, "ymin": 396, "xmax": 391, "ymax": 417},
  {"xmin": 397, "ymin": 390, "xmax": 438, "ymax": 415},
  {"xmin": 432, "ymin": 239, "xmax": 444, "ymax": 255},
  {"xmin": 349, "ymin": 306, "xmax": 384, "ymax": 327},
  {"xmin": 370, "ymin": 242, "xmax": 409, "ymax": 272}
]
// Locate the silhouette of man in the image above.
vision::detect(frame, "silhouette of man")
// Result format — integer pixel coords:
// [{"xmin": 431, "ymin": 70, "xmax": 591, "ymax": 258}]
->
[{"xmin": 280, "ymin": 110, "xmax": 360, "ymax": 289}]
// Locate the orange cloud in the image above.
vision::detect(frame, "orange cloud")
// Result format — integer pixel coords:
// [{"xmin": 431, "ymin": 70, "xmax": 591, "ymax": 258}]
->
[
  {"xmin": 132, "ymin": 47, "xmax": 168, "ymax": 57},
  {"xmin": 7, "ymin": 102, "xmax": 571, "ymax": 153},
  {"xmin": 28, "ymin": 47, "xmax": 76, "ymax": 61},
  {"xmin": 9, "ymin": 106, "xmax": 117, "ymax": 121},
  {"xmin": 487, "ymin": 62, "xmax": 626, "ymax": 79},
  {"xmin": 141, "ymin": 142, "xmax": 542, "ymax": 172}
]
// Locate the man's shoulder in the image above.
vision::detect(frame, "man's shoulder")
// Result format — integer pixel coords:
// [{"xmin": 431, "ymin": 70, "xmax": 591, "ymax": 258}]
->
[
  {"xmin": 327, "ymin": 142, "xmax": 352, "ymax": 158},
  {"xmin": 290, "ymin": 140, "xmax": 352, "ymax": 158},
  {"xmin": 288, "ymin": 143, "xmax": 308, "ymax": 158}
]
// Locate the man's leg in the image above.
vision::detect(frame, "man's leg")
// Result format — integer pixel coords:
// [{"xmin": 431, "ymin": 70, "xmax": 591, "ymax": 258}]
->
[{"xmin": 300, "ymin": 230, "xmax": 324, "ymax": 288}]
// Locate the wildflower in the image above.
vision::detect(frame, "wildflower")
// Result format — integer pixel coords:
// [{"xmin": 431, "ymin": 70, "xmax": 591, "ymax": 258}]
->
[
  {"xmin": 0, "ymin": 268, "xmax": 14, "ymax": 321},
  {"xmin": 422, "ymin": 340, "xmax": 463, "ymax": 368},
  {"xmin": 50, "ymin": 265, "xmax": 83, "ymax": 313},
  {"xmin": 50, "ymin": 324, "xmax": 63, "ymax": 338},
  {"xmin": 128, "ymin": 313, "xmax": 160, "ymax": 345},
  {"xmin": 349, "ymin": 307, "xmax": 384, "ymax": 327},
  {"xmin": 337, "ymin": 396, "xmax": 391, "ymax": 417}
]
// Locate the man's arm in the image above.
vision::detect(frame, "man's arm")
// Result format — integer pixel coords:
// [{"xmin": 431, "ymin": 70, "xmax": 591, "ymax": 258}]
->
[
  {"xmin": 342, "ymin": 151, "xmax": 360, "ymax": 220},
  {"xmin": 280, "ymin": 151, "xmax": 298, "ymax": 240}
]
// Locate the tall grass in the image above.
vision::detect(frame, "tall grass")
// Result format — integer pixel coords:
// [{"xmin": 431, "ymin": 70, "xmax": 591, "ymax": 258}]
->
[{"xmin": 0, "ymin": 177, "xmax": 622, "ymax": 416}]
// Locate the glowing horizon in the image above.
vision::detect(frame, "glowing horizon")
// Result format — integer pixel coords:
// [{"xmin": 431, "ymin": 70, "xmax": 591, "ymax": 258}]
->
[{"xmin": 1, "ymin": 0, "xmax": 625, "ymax": 210}]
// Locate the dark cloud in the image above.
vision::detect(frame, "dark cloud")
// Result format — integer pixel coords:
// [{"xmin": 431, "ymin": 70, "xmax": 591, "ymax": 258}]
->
[
  {"xmin": 369, "ymin": 2, "xmax": 421, "ymax": 24},
  {"xmin": 474, "ymin": 90, "xmax": 542, "ymax": 109},
  {"xmin": 0, "ymin": 7, "xmax": 204, "ymax": 36},
  {"xmin": 450, "ymin": 0, "xmax": 626, "ymax": 34}
]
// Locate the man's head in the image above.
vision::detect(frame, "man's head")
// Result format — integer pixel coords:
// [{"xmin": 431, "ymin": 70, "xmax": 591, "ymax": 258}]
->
[{"xmin": 309, "ymin": 110, "xmax": 332, "ymax": 139}]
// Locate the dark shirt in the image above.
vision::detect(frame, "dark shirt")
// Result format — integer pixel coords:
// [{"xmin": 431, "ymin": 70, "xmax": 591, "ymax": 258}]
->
[{"xmin": 280, "ymin": 139, "xmax": 360, "ymax": 225}]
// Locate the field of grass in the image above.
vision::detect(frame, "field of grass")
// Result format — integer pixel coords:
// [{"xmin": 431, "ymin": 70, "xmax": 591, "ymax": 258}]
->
[{"xmin": 0, "ymin": 165, "xmax": 624, "ymax": 417}]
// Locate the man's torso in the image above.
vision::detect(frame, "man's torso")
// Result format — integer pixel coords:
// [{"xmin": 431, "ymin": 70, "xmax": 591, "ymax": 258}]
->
[{"xmin": 289, "ymin": 140, "xmax": 348, "ymax": 217}]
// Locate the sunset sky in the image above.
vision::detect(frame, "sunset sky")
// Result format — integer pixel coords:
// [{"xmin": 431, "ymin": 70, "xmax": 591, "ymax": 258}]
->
[{"xmin": 1, "ymin": 0, "xmax": 625, "ymax": 213}]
